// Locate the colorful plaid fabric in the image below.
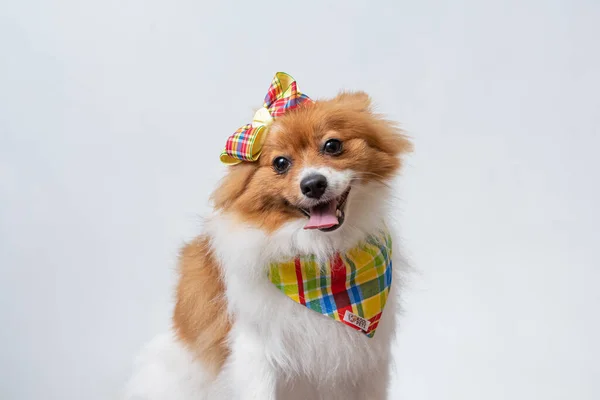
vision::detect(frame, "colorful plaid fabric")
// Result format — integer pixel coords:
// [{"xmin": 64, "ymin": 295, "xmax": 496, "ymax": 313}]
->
[
  {"xmin": 220, "ymin": 72, "xmax": 313, "ymax": 165},
  {"xmin": 268, "ymin": 230, "xmax": 393, "ymax": 338}
]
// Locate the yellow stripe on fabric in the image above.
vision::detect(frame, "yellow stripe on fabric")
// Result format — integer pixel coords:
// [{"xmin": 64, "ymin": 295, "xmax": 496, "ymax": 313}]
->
[
  {"xmin": 361, "ymin": 295, "xmax": 380, "ymax": 320},
  {"xmin": 351, "ymin": 249, "xmax": 378, "ymax": 284},
  {"xmin": 278, "ymin": 261, "xmax": 297, "ymax": 286}
]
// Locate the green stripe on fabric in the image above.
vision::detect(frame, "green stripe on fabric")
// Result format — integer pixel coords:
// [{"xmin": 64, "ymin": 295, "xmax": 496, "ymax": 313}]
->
[
  {"xmin": 320, "ymin": 259, "xmax": 330, "ymax": 299},
  {"xmin": 304, "ymin": 255, "xmax": 318, "ymax": 292},
  {"xmin": 344, "ymin": 253, "xmax": 358, "ymax": 280},
  {"xmin": 283, "ymin": 282, "xmax": 300, "ymax": 296},
  {"xmin": 269, "ymin": 264, "xmax": 281, "ymax": 288},
  {"xmin": 344, "ymin": 254, "xmax": 364, "ymax": 316},
  {"xmin": 357, "ymin": 275, "xmax": 386, "ymax": 300}
]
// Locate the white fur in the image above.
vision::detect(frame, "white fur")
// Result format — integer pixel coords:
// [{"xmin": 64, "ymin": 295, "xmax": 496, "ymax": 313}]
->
[
  {"xmin": 122, "ymin": 333, "xmax": 209, "ymax": 400},
  {"xmin": 296, "ymin": 166, "xmax": 354, "ymax": 207},
  {"xmin": 124, "ymin": 181, "xmax": 406, "ymax": 400}
]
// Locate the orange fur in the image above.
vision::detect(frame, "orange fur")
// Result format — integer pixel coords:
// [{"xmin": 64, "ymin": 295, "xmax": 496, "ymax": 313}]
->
[
  {"xmin": 173, "ymin": 236, "xmax": 231, "ymax": 377},
  {"xmin": 173, "ymin": 91, "xmax": 412, "ymax": 376}
]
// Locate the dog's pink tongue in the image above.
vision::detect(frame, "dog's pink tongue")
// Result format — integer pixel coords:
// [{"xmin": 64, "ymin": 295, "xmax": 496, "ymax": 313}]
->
[{"xmin": 304, "ymin": 200, "xmax": 339, "ymax": 230}]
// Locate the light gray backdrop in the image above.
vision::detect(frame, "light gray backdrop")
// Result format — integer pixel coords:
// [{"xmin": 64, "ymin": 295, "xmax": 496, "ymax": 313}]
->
[{"xmin": 1, "ymin": 1, "xmax": 598, "ymax": 399}]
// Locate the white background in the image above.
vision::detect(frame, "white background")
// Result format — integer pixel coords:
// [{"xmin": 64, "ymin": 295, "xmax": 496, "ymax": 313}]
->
[{"xmin": 1, "ymin": 1, "xmax": 599, "ymax": 399}]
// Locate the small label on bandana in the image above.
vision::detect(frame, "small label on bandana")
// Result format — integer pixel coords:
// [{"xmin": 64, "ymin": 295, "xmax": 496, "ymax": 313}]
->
[{"xmin": 343, "ymin": 310, "xmax": 371, "ymax": 331}]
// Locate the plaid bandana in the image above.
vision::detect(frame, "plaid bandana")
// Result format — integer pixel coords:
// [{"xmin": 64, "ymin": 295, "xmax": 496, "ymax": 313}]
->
[
  {"xmin": 220, "ymin": 72, "xmax": 313, "ymax": 165},
  {"xmin": 268, "ymin": 230, "xmax": 392, "ymax": 338}
]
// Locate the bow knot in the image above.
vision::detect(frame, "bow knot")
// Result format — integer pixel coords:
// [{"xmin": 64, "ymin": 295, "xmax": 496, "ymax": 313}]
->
[{"xmin": 220, "ymin": 72, "xmax": 313, "ymax": 165}]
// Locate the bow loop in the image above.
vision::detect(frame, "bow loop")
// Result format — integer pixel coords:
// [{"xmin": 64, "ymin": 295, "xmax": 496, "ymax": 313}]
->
[
  {"xmin": 220, "ymin": 72, "xmax": 313, "ymax": 165},
  {"xmin": 263, "ymin": 72, "xmax": 297, "ymax": 108}
]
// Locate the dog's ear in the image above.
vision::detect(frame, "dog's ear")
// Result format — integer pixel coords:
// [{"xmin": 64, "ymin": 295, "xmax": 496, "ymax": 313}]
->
[
  {"xmin": 211, "ymin": 162, "xmax": 257, "ymax": 210},
  {"xmin": 332, "ymin": 91, "xmax": 372, "ymax": 113},
  {"xmin": 331, "ymin": 90, "xmax": 412, "ymax": 157}
]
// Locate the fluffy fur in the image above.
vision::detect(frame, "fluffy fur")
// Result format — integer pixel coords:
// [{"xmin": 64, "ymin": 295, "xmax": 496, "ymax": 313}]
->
[{"xmin": 124, "ymin": 91, "xmax": 412, "ymax": 400}]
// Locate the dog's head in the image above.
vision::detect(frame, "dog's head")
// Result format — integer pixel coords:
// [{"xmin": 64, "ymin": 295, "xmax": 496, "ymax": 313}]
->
[{"xmin": 212, "ymin": 92, "xmax": 412, "ymax": 234}]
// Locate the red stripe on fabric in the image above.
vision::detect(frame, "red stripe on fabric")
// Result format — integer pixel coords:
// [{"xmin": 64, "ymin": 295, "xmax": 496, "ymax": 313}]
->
[
  {"xmin": 294, "ymin": 258, "xmax": 306, "ymax": 306},
  {"xmin": 366, "ymin": 312, "xmax": 383, "ymax": 334},
  {"xmin": 225, "ymin": 136, "xmax": 234, "ymax": 152},
  {"xmin": 265, "ymin": 83, "xmax": 278, "ymax": 107},
  {"xmin": 330, "ymin": 253, "xmax": 352, "ymax": 320}
]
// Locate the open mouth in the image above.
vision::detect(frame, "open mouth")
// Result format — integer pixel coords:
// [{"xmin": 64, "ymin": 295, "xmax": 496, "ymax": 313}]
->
[{"xmin": 300, "ymin": 187, "xmax": 351, "ymax": 232}]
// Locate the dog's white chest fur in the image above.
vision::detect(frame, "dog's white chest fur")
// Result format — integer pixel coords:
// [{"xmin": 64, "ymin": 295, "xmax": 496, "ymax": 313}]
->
[
  {"xmin": 124, "ymin": 190, "xmax": 402, "ymax": 400},
  {"xmin": 210, "ymin": 214, "xmax": 398, "ymax": 399}
]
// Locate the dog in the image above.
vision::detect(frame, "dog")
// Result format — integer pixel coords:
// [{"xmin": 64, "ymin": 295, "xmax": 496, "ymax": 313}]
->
[{"xmin": 124, "ymin": 73, "xmax": 412, "ymax": 400}]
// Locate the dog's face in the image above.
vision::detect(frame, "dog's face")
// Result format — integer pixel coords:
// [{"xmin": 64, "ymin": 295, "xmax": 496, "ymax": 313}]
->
[{"xmin": 212, "ymin": 92, "xmax": 412, "ymax": 233}]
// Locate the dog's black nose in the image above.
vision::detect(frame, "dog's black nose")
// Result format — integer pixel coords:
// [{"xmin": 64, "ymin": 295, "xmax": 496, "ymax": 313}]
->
[{"xmin": 300, "ymin": 174, "xmax": 328, "ymax": 199}]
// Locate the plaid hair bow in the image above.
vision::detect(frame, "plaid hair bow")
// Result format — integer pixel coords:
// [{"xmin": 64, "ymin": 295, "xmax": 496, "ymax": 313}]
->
[{"xmin": 220, "ymin": 72, "xmax": 313, "ymax": 165}]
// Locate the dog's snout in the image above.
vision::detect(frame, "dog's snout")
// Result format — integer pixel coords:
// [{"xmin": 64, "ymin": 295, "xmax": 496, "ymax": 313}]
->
[{"xmin": 300, "ymin": 174, "xmax": 328, "ymax": 199}]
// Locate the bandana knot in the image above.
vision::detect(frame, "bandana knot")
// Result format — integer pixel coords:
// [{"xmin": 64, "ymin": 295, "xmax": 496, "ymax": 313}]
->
[{"xmin": 220, "ymin": 72, "xmax": 313, "ymax": 165}]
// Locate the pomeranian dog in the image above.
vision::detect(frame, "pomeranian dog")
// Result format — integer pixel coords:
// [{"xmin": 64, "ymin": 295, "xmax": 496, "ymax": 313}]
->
[{"xmin": 124, "ymin": 73, "xmax": 412, "ymax": 400}]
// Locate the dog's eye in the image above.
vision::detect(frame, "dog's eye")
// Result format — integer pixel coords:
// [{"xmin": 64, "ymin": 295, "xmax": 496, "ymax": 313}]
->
[
  {"xmin": 273, "ymin": 156, "xmax": 291, "ymax": 174},
  {"xmin": 323, "ymin": 139, "xmax": 343, "ymax": 155}
]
